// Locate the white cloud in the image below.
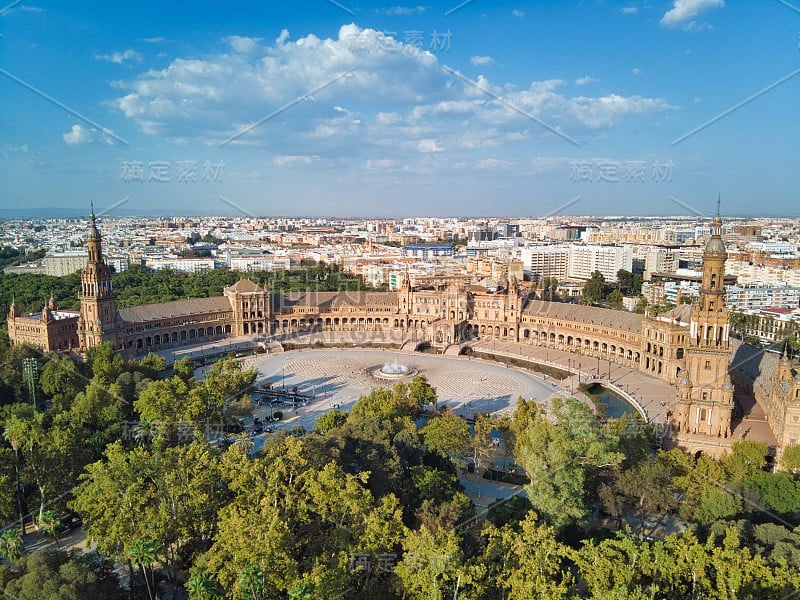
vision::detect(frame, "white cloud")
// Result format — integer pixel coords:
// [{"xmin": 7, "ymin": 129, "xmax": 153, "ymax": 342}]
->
[
  {"xmin": 62, "ymin": 124, "xmax": 94, "ymax": 145},
  {"xmin": 620, "ymin": 6, "xmax": 638, "ymax": 14},
  {"xmin": 110, "ymin": 25, "xmax": 675, "ymax": 159},
  {"xmin": 381, "ymin": 6, "xmax": 427, "ymax": 15},
  {"xmin": 632, "ymin": 67, "xmax": 642, "ymax": 75},
  {"xmin": 417, "ymin": 139, "xmax": 444, "ymax": 153},
  {"xmin": 575, "ymin": 75, "xmax": 599, "ymax": 86},
  {"xmin": 366, "ymin": 158, "xmax": 398, "ymax": 169},
  {"xmin": 96, "ymin": 48, "xmax": 142, "ymax": 64},
  {"xmin": 141, "ymin": 37, "xmax": 167, "ymax": 43},
  {"xmin": 470, "ymin": 56, "xmax": 494, "ymax": 67},
  {"xmin": 661, "ymin": 0, "xmax": 724, "ymax": 28},
  {"xmin": 512, "ymin": 9, "xmax": 524, "ymax": 17},
  {"xmin": 225, "ymin": 35, "xmax": 263, "ymax": 54},
  {"xmin": 273, "ymin": 154, "xmax": 319, "ymax": 167},
  {"xmin": 476, "ymin": 158, "xmax": 516, "ymax": 170}
]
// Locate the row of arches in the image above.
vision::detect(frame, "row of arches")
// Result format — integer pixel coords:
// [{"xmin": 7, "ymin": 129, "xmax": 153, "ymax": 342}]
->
[
  {"xmin": 268, "ymin": 316, "xmax": 435, "ymax": 333},
  {"xmin": 133, "ymin": 324, "xmax": 231, "ymax": 352},
  {"xmin": 464, "ymin": 324, "xmax": 642, "ymax": 367}
]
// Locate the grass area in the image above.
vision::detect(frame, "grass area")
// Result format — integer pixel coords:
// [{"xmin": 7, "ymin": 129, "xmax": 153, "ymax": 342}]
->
[{"xmin": 471, "ymin": 351, "xmax": 572, "ymax": 381}]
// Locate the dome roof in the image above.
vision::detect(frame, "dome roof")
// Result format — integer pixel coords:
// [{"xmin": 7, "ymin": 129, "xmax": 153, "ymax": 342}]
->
[
  {"xmin": 704, "ymin": 236, "xmax": 726, "ymax": 256},
  {"xmin": 87, "ymin": 214, "xmax": 101, "ymax": 240},
  {"xmin": 704, "ymin": 215, "xmax": 726, "ymax": 256}
]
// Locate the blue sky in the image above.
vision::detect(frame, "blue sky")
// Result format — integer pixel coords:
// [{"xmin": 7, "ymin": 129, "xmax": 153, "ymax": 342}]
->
[{"xmin": 1, "ymin": 0, "xmax": 798, "ymax": 217}]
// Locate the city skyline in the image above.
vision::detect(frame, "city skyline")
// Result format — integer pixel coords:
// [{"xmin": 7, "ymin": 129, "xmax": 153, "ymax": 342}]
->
[{"xmin": 1, "ymin": 1, "xmax": 798, "ymax": 217}]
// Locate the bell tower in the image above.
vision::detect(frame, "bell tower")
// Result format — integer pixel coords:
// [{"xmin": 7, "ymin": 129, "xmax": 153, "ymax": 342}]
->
[
  {"xmin": 675, "ymin": 198, "xmax": 734, "ymax": 438},
  {"xmin": 78, "ymin": 204, "xmax": 119, "ymax": 351}
]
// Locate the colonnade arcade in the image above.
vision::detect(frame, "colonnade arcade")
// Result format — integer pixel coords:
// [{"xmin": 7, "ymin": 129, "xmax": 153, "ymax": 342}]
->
[{"xmin": 463, "ymin": 322, "xmax": 642, "ymax": 368}]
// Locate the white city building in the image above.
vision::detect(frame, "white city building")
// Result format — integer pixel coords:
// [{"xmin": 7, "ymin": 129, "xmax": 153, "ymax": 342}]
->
[{"xmin": 568, "ymin": 245, "xmax": 633, "ymax": 281}]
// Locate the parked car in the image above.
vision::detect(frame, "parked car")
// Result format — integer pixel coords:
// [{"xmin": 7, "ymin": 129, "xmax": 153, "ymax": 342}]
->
[{"xmin": 57, "ymin": 510, "xmax": 83, "ymax": 535}]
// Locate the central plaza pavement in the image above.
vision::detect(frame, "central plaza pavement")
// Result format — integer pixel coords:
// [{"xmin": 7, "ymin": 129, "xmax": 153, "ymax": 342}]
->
[
  {"xmin": 180, "ymin": 330, "xmax": 679, "ymax": 429},
  {"xmin": 246, "ymin": 348, "xmax": 565, "ymax": 432}
]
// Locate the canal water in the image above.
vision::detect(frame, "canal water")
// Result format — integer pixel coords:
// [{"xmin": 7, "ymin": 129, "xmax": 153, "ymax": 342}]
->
[{"xmin": 590, "ymin": 384, "xmax": 639, "ymax": 419}]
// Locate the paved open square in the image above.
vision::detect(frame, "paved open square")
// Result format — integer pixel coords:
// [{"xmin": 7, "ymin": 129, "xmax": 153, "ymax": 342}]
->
[{"xmin": 248, "ymin": 348, "xmax": 561, "ymax": 431}]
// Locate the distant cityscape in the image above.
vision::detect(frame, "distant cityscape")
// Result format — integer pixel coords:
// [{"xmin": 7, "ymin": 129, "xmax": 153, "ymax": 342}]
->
[{"xmin": 5, "ymin": 213, "xmax": 799, "ymax": 345}]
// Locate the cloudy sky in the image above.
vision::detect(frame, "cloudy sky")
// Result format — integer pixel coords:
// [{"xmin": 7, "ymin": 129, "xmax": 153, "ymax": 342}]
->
[{"xmin": 1, "ymin": 1, "xmax": 798, "ymax": 217}]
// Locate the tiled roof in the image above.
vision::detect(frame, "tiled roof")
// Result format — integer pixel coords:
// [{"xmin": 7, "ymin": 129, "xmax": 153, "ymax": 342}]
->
[
  {"xmin": 660, "ymin": 303, "xmax": 693, "ymax": 323},
  {"xmin": 729, "ymin": 338, "xmax": 780, "ymax": 394},
  {"xmin": 118, "ymin": 296, "xmax": 232, "ymax": 323},
  {"xmin": 224, "ymin": 279, "xmax": 262, "ymax": 293},
  {"xmin": 270, "ymin": 291, "xmax": 398, "ymax": 311},
  {"xmin": 521, "ymin": 299, "xmax": 644, "ymax": 333}
]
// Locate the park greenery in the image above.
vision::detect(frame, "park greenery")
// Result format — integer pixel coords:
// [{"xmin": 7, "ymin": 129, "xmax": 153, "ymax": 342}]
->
[
  {"xmin": 581, "ymin": 269, "xmax": 643, "ymax": 310},
  {"xmin": 0, "ymin": 330, "xmax": 798, "ymax": 599},
  {"xmin": 0, "ymin": 261, "xmax": 373, "ymax": 316},
  {"xmin": 0, "ymin": 247, "xmax": 46, "ymax": 271}
]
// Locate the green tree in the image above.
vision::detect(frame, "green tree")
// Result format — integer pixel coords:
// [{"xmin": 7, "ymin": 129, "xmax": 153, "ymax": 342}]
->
[
  {"xmin": 9, "ymin": 412, "xmax": 84, "ymax": 525},
  {"xmin": 3, "ymin": 550, "xmax": 125, "ymax": 600},
  {"xmin": 408, "ymin": 375, "xmax": 437, "ymax": 409},
  {"xmin": 721, "ymin": 440, "xmax": 768, "ymax": 482},
  {"xmin": 496, "ymin": 513, "xmax": 573, "ymax": 599},
  {"xmin": 39, "ymin": 354, "xmax": 86, "ymax": 412},
  {"xmin": 174, "ymin": 356, "xmax": 197, "ymax": 383},
  {"xmin": 234, "ymin": 432, "xmax": 255, "ymax": 455},
  {"xmin": 422, "ymin": 415, "xmax": 471, "ymax": 462},
  {"xmin": 197, "ymin": 440, "xmax": 405, "ymax": 599},
  {"xmin": 3, "ymin": 415, "xmax": 29, "ymax": 535},
  {"xmin": 72, "ymin": 441, "xmax": 231, "ymax": 593},
  {"xmin": 37, "ymin": 509, "xmax": 61, "ymax": 549},
  {"xmin": 513, "ymin": 397, "xmax": 624, "ymax": 528},
  {"xmin": 186, "ymin": 572, "xmax": 221, "ymax": 600},
  {"xmin": 471, "ymin": 413, "xmax": 498, "ymax": 472},
  {"xmin": 238, "ymin": 564, "xmax": 266, "ymax": 600},
  {"xmin": 128, "ymin": 539, "xmax": 160, "ymax": 600},
  {"xmin": 313, "ymin": 409, "xmax": 348, "ymax": 434},
  {"xmin": 0, "ymin": 528, "xmax": 25, "ymax": 561},
  {"xmin": 606, "ymin": 289, "xmax": 624, "ymax": 310},
  {"xmin": 582, "ymin": 271, "xmax": 607, "ymax": 305},
  {"xmin": 780, "ymin": 445, "xmax": 800, "ymax": 475},
  {"xmin": 745, "ymin": 471, "xmax": 800, "ymax": 513},
  {"xmin": 394, "ymin": 527, "xmax": 464, "ymax": 600},
  {"xmin": 612, "ymin": 455, "xmax": 677, "ymax": 534},
  {"xmin": 617, "ymin": 269, "xmax": 635, "ymax": 295}
]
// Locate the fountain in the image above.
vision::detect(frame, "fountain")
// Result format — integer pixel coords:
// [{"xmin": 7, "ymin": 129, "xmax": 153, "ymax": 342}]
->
[{"xmin": 374, "ymin": 359, "xmax": 416, "ymax": 379}]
